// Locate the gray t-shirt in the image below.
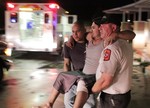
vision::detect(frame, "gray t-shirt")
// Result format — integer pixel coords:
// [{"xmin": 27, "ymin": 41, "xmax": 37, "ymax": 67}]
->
[{"xmin": 83, "ymin": 41, "xmax": 104, "ymax": 74}]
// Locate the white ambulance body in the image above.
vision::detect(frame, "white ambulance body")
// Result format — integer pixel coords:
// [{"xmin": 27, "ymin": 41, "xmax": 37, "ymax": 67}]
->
[{"xmin": 5, "ymin": 3, "xmax": 77, "ymax": 53}]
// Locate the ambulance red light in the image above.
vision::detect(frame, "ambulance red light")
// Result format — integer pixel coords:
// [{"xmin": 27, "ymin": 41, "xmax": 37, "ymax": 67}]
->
[
  {"xmin": 49, "ymin": 3, "xmax": 59, "ymax": 9},
  {"xmin": 7, "ymin": 3, "xmax": 15, "ymax": 9}
]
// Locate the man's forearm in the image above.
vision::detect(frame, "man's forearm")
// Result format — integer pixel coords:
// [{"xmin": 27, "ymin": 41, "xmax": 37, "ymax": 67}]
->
[
  {"xmin": 92, "ymin": 73, "xmax": 113, "ymax": 93},
  {"xmin": 64, "ymin": 63, "xmax": 71, "ymax": 71},
  {"xmin": 118, "ymin": 30, "xmax": 136, "ymax": 40},
  {"xmin": 92, "ymin": 78, "xmax": 104, "ymax": 93},
  {"xmin": 63, "ymin": 58, "xmax": 71, "ymax": 71}
]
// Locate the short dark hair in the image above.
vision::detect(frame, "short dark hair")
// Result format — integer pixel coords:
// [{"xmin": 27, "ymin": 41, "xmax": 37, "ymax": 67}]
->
[
  {"xmin": 92, "ymin": 17, "xmax": 101, "ymax": 26},
  {"xmin": 73, "ymin": 20, "xmax": 85, "ymax": 30}
]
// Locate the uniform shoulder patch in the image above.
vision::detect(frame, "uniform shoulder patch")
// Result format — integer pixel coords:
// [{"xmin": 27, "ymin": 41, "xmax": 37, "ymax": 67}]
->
[{"xmin": 103, "ymin": 49, "xmax": 111, "ymax": 61}]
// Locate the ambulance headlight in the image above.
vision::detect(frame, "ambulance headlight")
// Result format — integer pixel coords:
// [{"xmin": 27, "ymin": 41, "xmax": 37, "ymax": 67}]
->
[{"xmin": 4, "ymin": 48, "xmax": 12, "ymax": 56}]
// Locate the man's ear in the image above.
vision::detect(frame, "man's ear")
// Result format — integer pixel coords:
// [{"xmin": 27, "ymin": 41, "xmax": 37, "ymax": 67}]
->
[{"xmin": 112, "ymin": 24, "xmax": 117, "ymax": 32}]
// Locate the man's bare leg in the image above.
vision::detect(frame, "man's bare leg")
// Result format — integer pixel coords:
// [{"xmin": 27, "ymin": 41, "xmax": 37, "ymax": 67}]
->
[
  {"xmin": 43, "ymin": 87, "xmax": 60, "ymax": 108},
  {"xmin": 73, "ymin": 91, "xmax": 88, "ymax": 108}
]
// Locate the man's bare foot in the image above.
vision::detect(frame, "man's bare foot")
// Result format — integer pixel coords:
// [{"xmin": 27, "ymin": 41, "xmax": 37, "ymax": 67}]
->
[
  {"xmin": 32, "ymin": 103, "xmax": 52, "ymax": 108},
  {"xmin": 43, "ymin": 103, "xmax": 52, "ymax": 108}
]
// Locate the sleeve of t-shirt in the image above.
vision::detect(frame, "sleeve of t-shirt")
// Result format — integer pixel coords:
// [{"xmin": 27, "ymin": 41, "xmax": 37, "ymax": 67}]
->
[
  {"xmin": 100, "ymin": 46, "xmax": 120, "ymax": 76},
  {"xmin": 63, "ymin": 42, "xmax": 71, "ymax": 59}
]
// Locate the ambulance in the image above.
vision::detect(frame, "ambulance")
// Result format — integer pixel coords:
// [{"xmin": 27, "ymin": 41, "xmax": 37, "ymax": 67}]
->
[{"xmin": 5, "ymin": 3, "xmax": 77, "ymax": 53}]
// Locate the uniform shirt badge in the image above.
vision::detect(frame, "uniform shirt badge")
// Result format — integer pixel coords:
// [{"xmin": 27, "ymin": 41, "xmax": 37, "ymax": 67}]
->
[{"xmin": 104, "ymin": 49, "xmax": 111, "ymax": 61}]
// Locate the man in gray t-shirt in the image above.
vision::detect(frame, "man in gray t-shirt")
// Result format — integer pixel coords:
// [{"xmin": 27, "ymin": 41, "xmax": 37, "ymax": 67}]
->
[{"xmin": 63, "ymin": 21, "xmax": 95, "ymax": 108}]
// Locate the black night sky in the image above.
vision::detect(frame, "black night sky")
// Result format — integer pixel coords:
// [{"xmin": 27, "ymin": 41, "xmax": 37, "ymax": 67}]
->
[{"xmin": 0, "ymin": 0, "xmax": 135, "ymax": 28}]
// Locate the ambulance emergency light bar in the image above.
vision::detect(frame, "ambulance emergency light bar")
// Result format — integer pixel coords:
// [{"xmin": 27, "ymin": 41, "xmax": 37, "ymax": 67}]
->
[
  {"xmin": 7, "ymin": 3, "xmax": 59, "ymax": 11},
  {"xmin": 7, "ymin": 3, "xmax": 15, "ymax": 8},
  {"xmin": 49, "ymin": 3, "xmax": 59, "ymax": 9}
]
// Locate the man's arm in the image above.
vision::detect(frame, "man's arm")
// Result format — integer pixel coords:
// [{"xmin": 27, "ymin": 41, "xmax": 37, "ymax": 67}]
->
[
  {"xmin": 63, "ymin": 42, "xmax": 72, "ymax": 71},
  {"xmin": 92, "ymin": 72, "xmax": 113, "ymax": 93},
  {"xmin": 86, "ymin": 32, "xmax": 93, "ymax": 42},
  {"xmin": 63, "ymin": 58, "xmax": 71, "ymax": 71},
  {"xmin": 107, "ymin": 30, "xmax": 136, "ymax": 44},
  {"xmin": 118, "ymin": 30, "xmax": 136, "ymax": 40}
]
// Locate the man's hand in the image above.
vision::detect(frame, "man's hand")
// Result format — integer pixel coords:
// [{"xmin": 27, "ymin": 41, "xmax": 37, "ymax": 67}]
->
[
  {"xmin": 32, "ymin": 103, "xmax": 52, "ymax": 108},
  {"xmin": 65, "ymin": 36, "xmax": 75, "ymax": 49}
]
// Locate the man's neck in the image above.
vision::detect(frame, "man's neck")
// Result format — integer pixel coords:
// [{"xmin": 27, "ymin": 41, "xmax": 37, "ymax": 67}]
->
[
  {"xmin": 93, "ymin": 36, "xmax": 101, "ymax": 40},
  {"xmin": 92, "ymin": 36, "xmax": 102, "ymax": 45},
  {"xmin": 104, "ymin": 37, "xmax": 117, "ymax": 47},
  {"xmin": 77, "ymin": 40, "xmax": 85, "ymax": 43}
]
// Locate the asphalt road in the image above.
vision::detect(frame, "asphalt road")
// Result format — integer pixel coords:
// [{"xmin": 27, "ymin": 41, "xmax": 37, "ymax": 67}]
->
[
  {"xmin": 0, "ymin": 51, "xmax": 65, "ymax": 108},
  {"xmin": 0, "ymin": 51, "xmax": 150, "ymax": 108}
]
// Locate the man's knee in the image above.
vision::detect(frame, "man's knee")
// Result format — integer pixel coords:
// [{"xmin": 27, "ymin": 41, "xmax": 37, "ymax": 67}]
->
[{"xmin": 76, "ymin": 80, "xmax": 88, "ymax": 93}]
